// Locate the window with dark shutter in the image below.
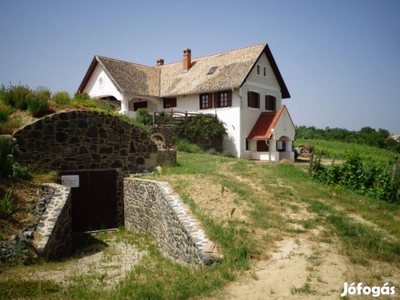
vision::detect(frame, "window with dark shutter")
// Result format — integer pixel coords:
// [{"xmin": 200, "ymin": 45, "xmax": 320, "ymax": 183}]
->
[
  {"xmin": 265, "ymin": 95, "xmax": 276, "ymax": 111},
  {"xmin": 199, "ymin": 93, "xmax": 213, "ymax": 109},
  {"xmin": 163, "ymin": 98, "xmax": 177, "ymax": 109},
  {"xmin": 247, "ymin": 91, "xmax": 260, "ymax": 108},
  {"xmin": 214, "ymin": 91, "xmax": 232, "ymax": 108}
]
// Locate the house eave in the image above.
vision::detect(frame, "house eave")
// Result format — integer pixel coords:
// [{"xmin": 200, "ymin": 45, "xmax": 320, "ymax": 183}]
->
[{"xmin": 240, "ymin": 44, "xmax": 291, "ymax": 99}]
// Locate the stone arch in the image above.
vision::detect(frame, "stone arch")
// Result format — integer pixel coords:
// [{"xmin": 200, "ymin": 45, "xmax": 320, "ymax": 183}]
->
[
  {"xmin": 150, "ymin": 133, "xmax": 166, "ymax": 149},
  {"xmin": 13, "ymin": 110, "xmax": 158, "ymax": 227}
]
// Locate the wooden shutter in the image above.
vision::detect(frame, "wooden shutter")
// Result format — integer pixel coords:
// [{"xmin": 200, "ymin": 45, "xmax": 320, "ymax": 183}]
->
[
  {"xmin": 227, "ymin": 91, "xmax": 232, "ymax": 107},
  {"xmin": 208, "ymin": 93, "xmax": 213, "ymax": 108},
  {"xmin": 171, "ymin": 98, "xmax": 177, "ymax": 107},
  {"xmin": 265, "ymin": 95, "xmax": 276, "ymax": 111},
  {"xmin": 248, "ymin": 92, "xmax": 260, "ymax": 108},
  {"xmin": 214, "ymin": 93, "xmax": 219, "ymax": 108}
]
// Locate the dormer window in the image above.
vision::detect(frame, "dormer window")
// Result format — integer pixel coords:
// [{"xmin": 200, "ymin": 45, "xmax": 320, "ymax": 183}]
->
[{"xmin": 207, "ymin": 66, "xmax": 217, "ymax": 75}]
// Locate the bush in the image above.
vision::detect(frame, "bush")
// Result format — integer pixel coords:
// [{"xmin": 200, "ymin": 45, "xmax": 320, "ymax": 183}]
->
[
  {"xmin": 176, "ymin": 114, "xmax": 226, "ymax": 144},
  {"xmin": 72, "ymin": 91, "xmax": 91, "ymax": 102},
  {"xmin": 136, "ymin": 108, "xmax": 153, "ymax": 126},
  {"xmin": 0, "ymin": 84, "xmax": 33, "ymax": 110},
  {"xmin": 0, "ymin": 103, "xmax": 11, "ymax": 123},
  {"xmin": 175, "ymin": 139, "xmax": 204, "ymax": 153},
  {"xmin": 0, "ymin": 135, "xmax": 31, "ymax": 180},
  {"xmin": 0, "ymin": 135, "xmax": 20, "ymax": 176},
  {"xmin": 27, "ymin": 93, "xmax": 50, "ymax": 117},
  {"xmin": 53, "ymin": 91, "xmax": 71, "ymax": 105}
]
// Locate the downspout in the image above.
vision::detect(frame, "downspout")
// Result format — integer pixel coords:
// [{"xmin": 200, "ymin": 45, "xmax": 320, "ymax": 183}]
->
[
  {"xmin": 232, "ymin": 87, "xmax": 243, "ymax": 157},
  {"xmin": 267, "ymin": 139, "xmax": 271, "ymax": 162}
]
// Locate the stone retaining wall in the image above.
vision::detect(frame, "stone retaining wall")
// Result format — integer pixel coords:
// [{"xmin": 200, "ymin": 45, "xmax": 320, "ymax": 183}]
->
[
  {"xmin": 124, "ymin": 178, "xmax": 221, "ymax": 265},
  {"xmin": 34, "ymin": 183, "xmax": 72, "ymax": 261},
  {"xmin": 156, "ymin": 149, "xmax": 177, "ymax": 166}
]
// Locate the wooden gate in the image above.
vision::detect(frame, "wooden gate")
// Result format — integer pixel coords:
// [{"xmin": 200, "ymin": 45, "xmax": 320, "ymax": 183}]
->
[{"xmin": 60, "ymin": 170, "xmax": 117, "ymax": 233}]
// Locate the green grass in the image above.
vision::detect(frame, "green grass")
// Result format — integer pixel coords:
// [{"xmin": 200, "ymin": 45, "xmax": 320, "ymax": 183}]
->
[{"xmin": 2, "ymin": 148, "xmax": 400, "ymax": 299}]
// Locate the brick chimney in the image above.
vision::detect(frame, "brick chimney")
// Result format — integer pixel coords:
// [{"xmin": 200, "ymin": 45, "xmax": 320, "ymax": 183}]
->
[
  {"xmin": 156, "ymin": 59, "xmax": 164, "ymax": 66},
  {"xmin": 183, "ymin": 48, "xmax": 191, "ymax": 72}
]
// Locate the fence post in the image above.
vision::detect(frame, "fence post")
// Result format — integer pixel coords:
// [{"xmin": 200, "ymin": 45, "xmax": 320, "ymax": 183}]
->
[
  {"xmin": 331, "ymin": 152, "xmax": 337, "ymax": 166},
  {"xmin": 308, "ymin": 153, "xmax": 314, "ymax": 176},
  {"xmin": 393, "ymin": 157, "xmax": 398, "ymax": 180}
]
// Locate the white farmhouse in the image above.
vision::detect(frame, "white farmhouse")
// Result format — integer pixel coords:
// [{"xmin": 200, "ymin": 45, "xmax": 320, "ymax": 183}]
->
[{"xmin": 78, "ymin": 43, "xmax": 295, "ymax": 162}]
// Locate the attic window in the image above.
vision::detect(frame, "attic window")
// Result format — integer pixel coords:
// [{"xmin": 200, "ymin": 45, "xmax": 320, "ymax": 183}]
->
[{"xmin": 207, "ymin": 66, "xmax": 217, "ymax": 75}]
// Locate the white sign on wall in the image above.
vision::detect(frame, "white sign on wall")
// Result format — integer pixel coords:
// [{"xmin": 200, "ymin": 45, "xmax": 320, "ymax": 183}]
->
[{"xmin": 61, "ymin": 175, "xmax": 80, "ymax": 188}]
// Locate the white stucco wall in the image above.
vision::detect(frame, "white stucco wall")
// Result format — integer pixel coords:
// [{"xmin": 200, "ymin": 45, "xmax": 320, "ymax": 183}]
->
[
  {"xmin": 272, "ymin": 108, "xmax": 295, "ymax": 141},
  {"xmin": 240, "ymin": 52, "xmax": 284, "ymax": 157},
  {"xmin": 82, "ymin": 64, "xmax": 123, "ymax": 100}
]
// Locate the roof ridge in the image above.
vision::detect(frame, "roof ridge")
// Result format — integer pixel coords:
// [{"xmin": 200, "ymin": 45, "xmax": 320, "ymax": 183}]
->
[
  {"xmin": 156, "ymin": 43, "xmax": 267, "ymax": 67},
  {"xmin": 96, "ymin": 55, "xmax": 158, "ymax": 71}
]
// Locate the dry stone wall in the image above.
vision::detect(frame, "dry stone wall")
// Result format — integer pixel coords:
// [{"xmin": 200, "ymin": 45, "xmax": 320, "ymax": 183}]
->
[
  {"xmin": 13, "ymin": 110, "xmax": 159, "ymax": 226},
  {"xmin": 124, "ymin": 178, "xmax": 221, "ymax": 265},
  {"xmin": 34, "ymin": 183, "xmax": 72, "ymax": 261},
  {"xmin": 13, "ymin": 110, "xmax": 158, "ymax": 173}
]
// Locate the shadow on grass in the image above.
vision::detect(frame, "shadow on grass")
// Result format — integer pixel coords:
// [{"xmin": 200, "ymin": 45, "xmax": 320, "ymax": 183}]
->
[{"xmin": 70, "ymin": 232, "xmax": 109, "ymax": 259}]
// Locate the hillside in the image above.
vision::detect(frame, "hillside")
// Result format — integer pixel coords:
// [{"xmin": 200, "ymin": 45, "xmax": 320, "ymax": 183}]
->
[{"xmin": 2, "ymin": 150, "xmax": 400, "ymax": 299}]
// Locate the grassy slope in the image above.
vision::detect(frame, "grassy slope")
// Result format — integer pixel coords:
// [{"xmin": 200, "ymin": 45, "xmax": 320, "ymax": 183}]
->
[{"xmin": 2, "ymin": 143, "xmax": 400, "ymax": 299}]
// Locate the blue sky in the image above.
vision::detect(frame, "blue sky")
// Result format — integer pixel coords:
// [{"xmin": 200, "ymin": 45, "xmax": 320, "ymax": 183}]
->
[{"xmin": 1, "ymin": 0, "xmax": 399, "ymax": 134}]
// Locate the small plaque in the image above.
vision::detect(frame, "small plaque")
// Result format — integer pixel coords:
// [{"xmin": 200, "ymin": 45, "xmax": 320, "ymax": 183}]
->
[{"xmin": 61, "ymin": 175, "xmax": 80, "ymax": 188}]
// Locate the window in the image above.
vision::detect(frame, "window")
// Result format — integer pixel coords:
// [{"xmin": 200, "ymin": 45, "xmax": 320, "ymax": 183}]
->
[
  {"xmin": 265, "ymin": 95, "xmax": 276, "ymax": 111},
  {"xmin": 256, "ymin": 64, "xmax": 261, "ymax": 75},
  {"xmin": 247, "ymin": 91, "xmax": 260, "ymax": 108},
  {"xmin": 133, "ymin": 101, "xmax": 147, "ymax": 111},
  {"xmin": 263, "ymin": 66, "xmax": 267, "ymax": 77},
  {"xmin": 163, "ymin": 98, "xmax": 177, "ymax": 109},
  {"xmin": 207, "ymin": 66, "xmax": 217, "ymax": 75},
  {"xmin": 199, "ymin": 93, "xmax": 213, "ymax": 109},
  {"xmin": 276, "ymin": 140, "xmax": 286, "ymax": 151},
  {"xmin": 214, "ymin": 91, "xmax": 232, "ymax": 108}
]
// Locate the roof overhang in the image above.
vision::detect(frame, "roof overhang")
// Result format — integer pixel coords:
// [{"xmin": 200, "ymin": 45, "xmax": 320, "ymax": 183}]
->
[{"xmin": 241, "ymin": 44, "xmax": 291, "ymax": 99}]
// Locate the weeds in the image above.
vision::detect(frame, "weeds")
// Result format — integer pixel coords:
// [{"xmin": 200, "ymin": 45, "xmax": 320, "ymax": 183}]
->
[
  {"xmin": 290, "ymin": 282, "xmax": 316, "ymax": 295},
  {"xmin": 0, "ymin": 186, "xmax": 17, "ymax": 218}
]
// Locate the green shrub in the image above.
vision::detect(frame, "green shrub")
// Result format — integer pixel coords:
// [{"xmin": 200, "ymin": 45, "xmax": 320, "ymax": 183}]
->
[
  {"xmin": 12, "ymin": 163, "xmax": 33, "ymax": 180},
  {"xmin": 136, "ymin": 108, "xmax": 153, "ymax": 125},
  {"xmin": 176, "ymin": 114, "xmax": 226, "ymax": 143},
  {"xmin": 0, "ymin": 135, "xmax": 31, "ymax": 180},
  {"xmin": 0, "ymin": 103, "xmax": 11, "ymax": 123},
  {"xmin": 53, "ymin": 91, "xmax": 71, "ymax": 105},
  {"xmin": 175, "ymin": 139, "xmax": 204, "ymax": 153},
  {"xmin": 0, "ymin": 135, "xmax": 20, "ymax": 176},
  {"xmin": 27, "ymin": 93, "xmax": 50, "ymax": 117},
  {"xmin": 1, "ymin": 84, "xmax": 33, "ymax": 110},
  {"xmin": 73, "ymin": 91, "xmax": 91, "ymax": 101}
]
